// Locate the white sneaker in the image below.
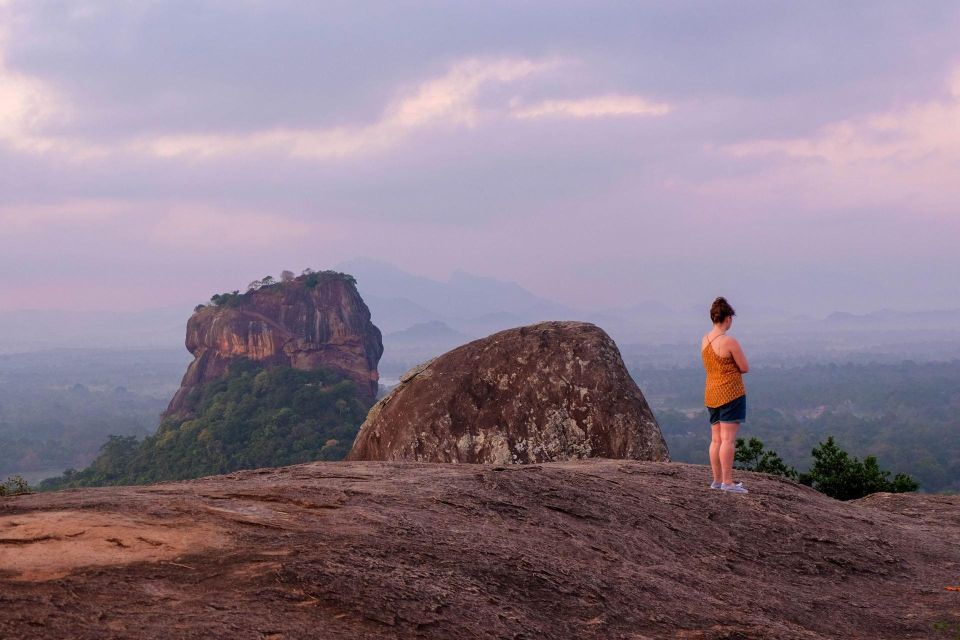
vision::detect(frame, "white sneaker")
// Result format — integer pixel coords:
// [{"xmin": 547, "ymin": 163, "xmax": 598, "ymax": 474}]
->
[
  {"xmin": 720, "ymin": 482, "xmax": 748, "ymax": 493},
  {"xmin": 711, "ymin": 481, "xmax": 741, "ymax": 490}
]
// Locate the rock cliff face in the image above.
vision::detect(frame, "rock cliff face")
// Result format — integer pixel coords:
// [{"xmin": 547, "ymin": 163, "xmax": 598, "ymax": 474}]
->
[
  {"xmin": 348, "ymin": 321, "xmax": 669, "ymax": 463},
  {"xmin": 2, "ymin": 460, "xmax": 957, "ymax": 639},
  {"xmin": 166, "ymin": 273, "xmax": 383, "ymax": 415}
]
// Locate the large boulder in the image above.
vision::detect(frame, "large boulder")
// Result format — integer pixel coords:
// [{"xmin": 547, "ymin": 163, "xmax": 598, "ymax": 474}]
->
[
  {"xmin": 348, "ymin": 321, "xmax": 669, "ymax": 463},
  {"xmin": 166, "ymin": 271, "xmax": 383, "ymax": 416}
]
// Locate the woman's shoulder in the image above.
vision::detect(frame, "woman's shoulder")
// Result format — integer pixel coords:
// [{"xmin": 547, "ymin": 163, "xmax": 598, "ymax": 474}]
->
[
  {"xmin": 707, "ymin": 333, "xmax": 738, "ymax": 357},
  {"xmin": 722, "ymin": 334, "xmax": 741, "ymax": 348}
]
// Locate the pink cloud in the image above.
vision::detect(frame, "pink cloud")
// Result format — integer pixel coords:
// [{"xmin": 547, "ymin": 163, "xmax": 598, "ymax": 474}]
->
[{"xmin": 716, "ymin": 64, "xmax": 960, "ymax": 217}]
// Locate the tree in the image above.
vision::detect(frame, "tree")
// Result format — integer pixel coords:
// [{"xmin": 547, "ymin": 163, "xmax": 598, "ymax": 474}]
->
[
  {"xmin": 247, "ymin": 280, "xmax": 263, "ymax": 291},
  {"xmin": 888, "ymin": 471, "xmax": 922, "ymax": 493},
  {"xmin": 734, "ymin": 437, "xmax": 797, "ymax": 479},
  {"xmin": 798, "ymin": 436, "xmax": 919, "ymax": 500},
  {"xmin": 261, "ymin": 276, "xmax": 275, "ymax": 287},
  {"xmin": 210, "ymin": 290, "xmax": 242, "ymax": 307},
  {"xmin": 0, "ymin": 475, "xmax": 30, "ymax": 497},
  {"xmin": 281, "ymin": 270, "xmax": 295, "ymax": 282}
]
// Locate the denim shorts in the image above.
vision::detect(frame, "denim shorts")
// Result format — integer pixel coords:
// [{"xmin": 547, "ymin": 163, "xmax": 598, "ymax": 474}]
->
[{"xmin": 708, "ymin": 395, "xmax": 746, "ymax": 424}]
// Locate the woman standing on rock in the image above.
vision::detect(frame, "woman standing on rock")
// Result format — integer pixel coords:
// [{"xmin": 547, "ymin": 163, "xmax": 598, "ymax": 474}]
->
[{"xmin": 702, "ymin": 297, "xmax": 749, "ymax": 493}]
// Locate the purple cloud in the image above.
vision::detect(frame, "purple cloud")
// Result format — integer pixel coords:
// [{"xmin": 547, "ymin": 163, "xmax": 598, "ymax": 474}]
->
[{"xmin": 1, "ymin": 0, "xmax": 959, "ymax": 316}]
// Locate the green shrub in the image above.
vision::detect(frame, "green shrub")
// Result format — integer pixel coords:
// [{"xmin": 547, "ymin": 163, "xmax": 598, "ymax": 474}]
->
[
  {"xmin": 735, "ymin": 437, "xmax": 798, "ymax": 479},
  {"xmin": 733, "ymin": 436, "xmax": 918, "ymax": 500},
  {"xmin": 303, "ymin": 270, "xmax": 357, "ymax": 289},
  {"xmin": 798, "ymin": 436, "xmax": 919, "ymax": 500},
  {"xmin": 209, "ymin": 290, "xmax": 243, "ymax": 307},
  {"xmin": 0, "ymin": 475, "xmax": 31, "ymax": 497}
]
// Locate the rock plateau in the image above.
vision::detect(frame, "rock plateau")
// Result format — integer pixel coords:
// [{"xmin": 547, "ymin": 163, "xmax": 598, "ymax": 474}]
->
[
  {"xmin": 1, "ymin": 460, "xmax": 958, "ymax": 639},
  {"xmin": 348, "ymin": 321, "xmax": 669, "ymax": 464},
  {"xmin": 166, "ymin": 272, "xmax": 382, "ymax": 416}
]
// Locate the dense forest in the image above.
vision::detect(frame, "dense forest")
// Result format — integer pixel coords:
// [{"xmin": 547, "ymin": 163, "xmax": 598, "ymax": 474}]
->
[
  {"xmin": 633, "ymin": 359, "xmax": 960, "ymax": 493},
  {"xmin": 3, "ymin": 346, "xmax": 957, "ymax": 495},
  {"xmin": 0, "ymin": 348, "xmax": 184, "ymax": 483},
  {"xmin": 39, "ymin": 359, "xmax": 372, "ymax": 490},
  {"xmin": 0, "ymin": 390, "xmax": 159, "ymax": 484}
]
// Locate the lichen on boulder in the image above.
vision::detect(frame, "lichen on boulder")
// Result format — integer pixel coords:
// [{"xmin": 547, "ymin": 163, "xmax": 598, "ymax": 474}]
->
[{"xmin": 348, "ymin": 321, "xmax": 669, "ymax": 463}]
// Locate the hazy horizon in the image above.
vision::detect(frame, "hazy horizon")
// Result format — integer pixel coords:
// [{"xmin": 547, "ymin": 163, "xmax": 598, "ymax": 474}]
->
[
  {"xmin": 3, "ymin": 2, "xmax": 959, "ymax": 317},
  {"xmin": 1, "ymin": 255, "xmax": 957, "ymax": 319}
]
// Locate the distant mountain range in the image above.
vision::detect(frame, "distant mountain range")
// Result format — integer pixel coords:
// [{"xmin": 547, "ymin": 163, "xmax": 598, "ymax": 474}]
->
[
  {"xmin": 823, "ymin": 308, "xmax": 960, "ymax": 327},
  {"xmin": 2, "ymin": 259, "xmax": 958, "ymax": 368},
  {"xmin": 336, "ymin": 258, "xmax": 574, "ymax": 334},
  {"xmin": 385, "ymin": 320, "xmax": 471, "ymax": 345}
]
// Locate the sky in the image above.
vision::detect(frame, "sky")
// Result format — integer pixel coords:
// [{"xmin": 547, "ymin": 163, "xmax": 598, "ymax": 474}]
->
[{"xmin": 1, "ymin": 0, "xmax": 959, "ymax": 316}]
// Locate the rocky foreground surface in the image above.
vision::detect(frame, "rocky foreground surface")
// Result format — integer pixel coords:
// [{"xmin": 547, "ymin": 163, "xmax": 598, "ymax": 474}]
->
[{"xmin": 2, "ymin": 460, "xmax": 958, "ymax": 639}]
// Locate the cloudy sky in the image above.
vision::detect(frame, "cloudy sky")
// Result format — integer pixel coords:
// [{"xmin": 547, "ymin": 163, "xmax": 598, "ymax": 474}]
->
[{"xmin": 2, "ymin": 1, "xmax": 958, "ymax": 316}]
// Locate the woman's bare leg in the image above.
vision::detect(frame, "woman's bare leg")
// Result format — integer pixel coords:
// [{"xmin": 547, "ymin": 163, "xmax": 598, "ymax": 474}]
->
[
  {"xmin": 719, "ymin": 422, "xmax": 740, "ymax": 485},
  {"xmin": 709, "ymin": 423, "xmax": 722, "ymax": 483}
]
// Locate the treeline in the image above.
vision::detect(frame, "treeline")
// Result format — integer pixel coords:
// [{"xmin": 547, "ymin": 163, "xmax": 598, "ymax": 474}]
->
[
  {"xmin": 200, "ymin": 268, "xmax": 356, "ymax": 311},
  {"xmin": 40, "ymin": 360, "xmax": 372, "ymax": 490},
  {"xmin": 638, "ymin": 360, "xmax": 960, "ymax": 493}
]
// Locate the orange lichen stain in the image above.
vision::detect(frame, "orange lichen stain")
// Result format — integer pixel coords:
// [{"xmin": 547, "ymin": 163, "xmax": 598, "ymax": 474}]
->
[
  {"xmin": 946, "ymin": 586, "xmax": 960, "ymax": 592},
  {"xmin": 0, "ymin": 510, "xmax": 230, "ymax": 581}
]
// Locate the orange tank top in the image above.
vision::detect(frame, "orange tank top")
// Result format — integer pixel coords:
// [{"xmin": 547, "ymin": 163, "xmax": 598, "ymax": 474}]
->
[{"xmin": 702, "ymin": 336, "xmax": 746, "ymax": 407}]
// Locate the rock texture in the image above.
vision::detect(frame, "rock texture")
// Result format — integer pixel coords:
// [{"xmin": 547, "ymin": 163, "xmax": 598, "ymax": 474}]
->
[
  {"xmin": 1, "ymin": 461, "xmax": 958, "ymax": 639},
  {"xmin": 166, "ymin": 273, "xmax": 383, "ymax": 415},
  {"xmin": 348, "ymin": 321, "xmax": 669, "ymax": 464}
]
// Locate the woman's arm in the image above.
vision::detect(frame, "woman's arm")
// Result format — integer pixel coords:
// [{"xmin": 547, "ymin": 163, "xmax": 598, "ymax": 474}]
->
[{"xmin": 727, "ymin": 337, "xmax": 750, "ymax": 373}]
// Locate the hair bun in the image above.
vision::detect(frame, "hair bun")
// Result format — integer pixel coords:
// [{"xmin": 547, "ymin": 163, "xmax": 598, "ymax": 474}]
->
[{"xmin": 710, "ymin": 297, "xmax": 736, "ymax": 323}]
